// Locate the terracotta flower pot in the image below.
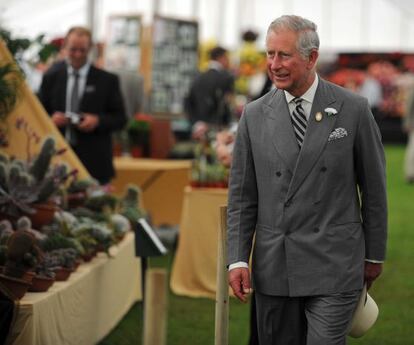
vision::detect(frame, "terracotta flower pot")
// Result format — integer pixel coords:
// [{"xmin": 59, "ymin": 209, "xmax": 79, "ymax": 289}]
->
[
  {"xmin": 28, "ymin": 202, "xmax": 58, "ymax": 229},
  {"xmin": 54, "ymin": 267, "xmax": 73, "ymax": 281},
  {"xmin": 22, "ymin": 271, "xmax": 36, "ymax": 283},
  {"xmin": 130, "ymin": 145, "xmax": 143, "ymax": 158},
  {"xmin": 28, "ymin": 275, "xmax": 55, "ymax": 292},
  {"xmin": 0, "ymin": 273, "xmax": 31, "ymax": 299}
]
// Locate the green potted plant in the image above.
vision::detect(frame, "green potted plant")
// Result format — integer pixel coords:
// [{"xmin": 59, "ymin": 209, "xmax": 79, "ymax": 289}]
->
[
  {"xmin": 0, "ymin": 137, "xmax": 76, "ymax": 227},
  {"xmin": 45, "ymin": 248, "xmax": 78, "ymax": 281},
  {"xmin": 126, "ymin": 113, "xmax": 152, "ymax": 157},
  {"xmin": 65, "ymin": 178, "xmax": 98, "ymax": 208},
  {"xmin": 119, "ymin": 184, "xmax": 146, "ymax": 223},
  {"xmin": 30, "ymin": 256, "xmax": 56, "ymax": 292},
  {"xmin": 0, "ymin": 61, "xmax": 22, "ymax": 147}
]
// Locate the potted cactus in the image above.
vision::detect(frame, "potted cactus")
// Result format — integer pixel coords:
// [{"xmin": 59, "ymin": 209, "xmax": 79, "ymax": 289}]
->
[
  {"xmin": 119, "ymin": 184, "xmax": 146, "ymax": 223},
  {"xmin": 45, "ymin": 248, "xmax": 78, "ymax": 281},
  {"xmin": 65, "ymin": 178, "xmax": 98, "ymax": 208},
  {"xmin": 29, "ymin": 257, "xmax": 56, "ymax": 292},
  {"xmin": 0, "ymin": 230, "xmax": 43, "ymax": 299},
  {"xmin": 0, "ymin": 137, "xmax": 76, "ymax": 227}
]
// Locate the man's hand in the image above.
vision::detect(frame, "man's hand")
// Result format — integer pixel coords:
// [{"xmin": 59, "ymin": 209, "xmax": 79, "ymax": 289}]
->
[
  {"xmin": 364, "ymin": 262, "xmax": 383, "ymax": 290},
  {"xmin": 228, "ymin": 267, "xmax": 251, "ymax": 303},
  {"xmin": 51, "ymin": 111, "xmax": 68, "ymax": 128},
  {"xmin": 192, "ymin": 121, "xmax": 208, "ymax": 140},
  {"xmin": 78, "ymin": 113, "xmax": 99, "ymax": 132}
]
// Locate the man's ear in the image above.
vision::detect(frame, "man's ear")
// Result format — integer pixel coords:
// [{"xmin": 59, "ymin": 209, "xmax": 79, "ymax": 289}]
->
[{"xmin": 307, "ymin": 49, "xmax": 319, "ymax": 69}]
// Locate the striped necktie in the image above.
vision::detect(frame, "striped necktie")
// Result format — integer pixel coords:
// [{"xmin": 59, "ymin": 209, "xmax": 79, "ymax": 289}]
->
[
  {"xmin": 70, "ymin": 71, "xmax": 80, "ymax": 112},
  {"xmin": 291, "ymin": 97, "xmax": 307, "ymax": 147}
]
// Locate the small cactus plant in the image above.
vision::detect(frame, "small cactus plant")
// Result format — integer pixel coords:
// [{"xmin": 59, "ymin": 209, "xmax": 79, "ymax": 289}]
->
[
  {"xmin": 29, "ymin": 137, "xmax": 56, "ymax": 182},
  {"xmin": 119, "ymin": 184, "xmax": 146, "ymax": 222},
  {"xmin": 3, "ymin": 230, "xmax": 43, "ymax": 279},
  {"xmin": 0, "ymin": 137, "xmax": 76, "ymax": 219}
]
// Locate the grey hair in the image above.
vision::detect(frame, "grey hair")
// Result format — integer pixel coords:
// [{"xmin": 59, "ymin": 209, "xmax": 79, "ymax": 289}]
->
[{"xmin": 267, "ymin": 15, "xmax": 319, "ymax": 58}]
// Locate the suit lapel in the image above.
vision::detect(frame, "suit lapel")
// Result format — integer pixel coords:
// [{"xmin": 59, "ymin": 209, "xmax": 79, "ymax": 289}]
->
[
  {"xmin": 286, "ymin": 79, "xmax": 343, "ymax": 201},
  {"xmin": 80, "ymin": 66, "xmax": 98, "ymax": 109},
  {"xmin": 57, "ymin": 67, "xmax": 68, "ymax": 110},
  {"xmin": 263, "ymin": 89, "xmax": 299, "ymax": 174}
]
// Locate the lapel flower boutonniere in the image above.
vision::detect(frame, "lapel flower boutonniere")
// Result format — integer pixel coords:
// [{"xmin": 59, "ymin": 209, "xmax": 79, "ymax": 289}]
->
[{"xmin": 324, "ymin": 107, "xmax": 338, "ymax": 117}]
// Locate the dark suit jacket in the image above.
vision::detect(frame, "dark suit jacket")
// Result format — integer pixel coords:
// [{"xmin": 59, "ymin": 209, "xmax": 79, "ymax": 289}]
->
[
  {"xmin": 38, "ymin": 61, "xmax": 126, "ymax": 184},
  {"xmin": 185, "ymin": 68, "xmax": 234, "ymax": 126},
  {"xmin": 227, "ymin": 78, "xmax": 387, "ymax": 297}
]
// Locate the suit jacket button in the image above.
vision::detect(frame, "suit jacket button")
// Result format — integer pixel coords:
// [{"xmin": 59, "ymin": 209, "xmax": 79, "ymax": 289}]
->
[
  {"xmin": 276, "ymin": 171, "xmax": 282, "ymax": 177},
  {"xmin": 313, "ymin": 227, "xmax": 319, "ymax": 233},
  {"xmin": 285, "ymin": 201, "xmax": 291, "ymax": 207},
  {"xmin": 321, "ymin": 167, "xmax": 327, "ymax": 172}
]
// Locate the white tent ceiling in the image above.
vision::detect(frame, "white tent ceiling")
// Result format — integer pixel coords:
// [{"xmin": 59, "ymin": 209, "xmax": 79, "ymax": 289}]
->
[{"xmin": 1, "ymin": 0, "xmax": 414, "ymax": 52}]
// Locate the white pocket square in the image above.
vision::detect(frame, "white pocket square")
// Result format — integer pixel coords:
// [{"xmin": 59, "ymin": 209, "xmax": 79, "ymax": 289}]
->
[{"xmin": 328, "ymin": 128, "xmax": 348, "ymax": 142}]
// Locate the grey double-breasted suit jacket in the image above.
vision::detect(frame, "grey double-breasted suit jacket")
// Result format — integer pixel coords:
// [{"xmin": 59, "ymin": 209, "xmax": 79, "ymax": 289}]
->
[{"xmin": 227, "ymin": 78, "xmax": 387, "ymax": 297}]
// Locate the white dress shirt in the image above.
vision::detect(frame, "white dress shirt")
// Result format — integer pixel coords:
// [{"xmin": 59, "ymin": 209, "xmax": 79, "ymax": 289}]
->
[{"xmin": 65, "ymin": 62, "xmax": 91, "ymax": 112}]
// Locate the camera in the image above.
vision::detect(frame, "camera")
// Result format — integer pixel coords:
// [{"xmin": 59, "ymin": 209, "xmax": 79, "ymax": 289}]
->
[{"xmin": 65, "ymin": 111, "xmax": 83, "ymax": 125}]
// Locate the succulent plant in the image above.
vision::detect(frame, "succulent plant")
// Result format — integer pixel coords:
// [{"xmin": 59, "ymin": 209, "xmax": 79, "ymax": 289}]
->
[
  {"xmin": 16, "ymin": 216, "xmax": 47, "ymax": 241},
  {"xmin": 84, "ymin": 194, "xmax": 118, "ymax": 213},
  {"xmin": 3, "ymin": 230, "xmax": 43, "ymax": 278},
  {"xmin": 40, "ymin": 232, "xmax": 83, "ymax": 255},
  {"xmin": 34, "ymin": 256, "xmax": 56, "ymax": 279},
  {"xmin": 0, "ymin": 137, "xmax": 75, "ymax": 218},
  {"xmin": 66, "ymin": 178, "xmax": 98, "ymax": 194},
  {"xmin": 110, "ymin": 214, "xmax": 131, "ymax": 238},
  {"xmin": 119, "ymin": 185, "xmax": 146, "ymax": 222},
  {"xmin": 29, "ymin": 137, "xmax": 56, "ymax": 182},
  {"xmin": 46, "ymin": 248, "xmax": 78, "ymax": 270}
]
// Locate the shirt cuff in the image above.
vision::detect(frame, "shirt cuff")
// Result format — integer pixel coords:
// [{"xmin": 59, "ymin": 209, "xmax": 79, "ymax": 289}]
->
[
  {"xmin": 228, "ymin": 261, "xmax": 249, "ymax": 271},
  {"xmin": 365, "ymin": 259, "xmax": 384, "ymax": 263}
]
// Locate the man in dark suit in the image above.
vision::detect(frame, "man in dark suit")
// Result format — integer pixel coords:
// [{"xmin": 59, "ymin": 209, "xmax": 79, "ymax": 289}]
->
[
  {"xmin": 184, "ymin": 46, "xmax": 234, "ymax": 138},
  {"xmin": 38, "ymin": 26, "xmax": 126, "ymax": 184},
  {"xmin": 227, "ymin": 15, "xmax": 387, "ymax": 345}
]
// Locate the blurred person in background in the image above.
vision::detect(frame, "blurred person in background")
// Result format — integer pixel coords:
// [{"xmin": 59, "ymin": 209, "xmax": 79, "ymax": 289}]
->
[
  {"xmin": 184, "ymin": 46, "xmax": 235, "ymax": 140},
  {"xmin": 38, "ymin": 26, "xmax": 126, "ymax": 185}
]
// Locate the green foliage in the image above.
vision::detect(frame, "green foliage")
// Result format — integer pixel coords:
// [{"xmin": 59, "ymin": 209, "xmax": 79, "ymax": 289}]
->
[
  {"xmin": 41, "ymin": 232, "xmax": 82, "ymax": 254},
  {"xmin": 119, "ymin": 185, "xmax": 145, "ymax": 222},
  {"xmin": 0, "ymin": 29, "xmax": 31, "ymax": 58},
  {"xmin": 29, "ymin": 137, "xmax": 56, "ymax": 182},
  {"xmin": 84, "ymin": 194, "xmax": 118, "ymax": 213},
  {"xmin": 67, "ymin": 178, "xmax": 98, "ymax": 194},
  {"xmin": 0, "ymin": 62, "xmax": 22, "ymax": 120}
]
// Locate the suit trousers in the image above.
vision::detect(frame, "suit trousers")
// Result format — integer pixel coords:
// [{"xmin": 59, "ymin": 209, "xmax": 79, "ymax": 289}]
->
[
  {"xmin": 404, "ymin": 131, "xmax": 414, "ymax": 181},
  {"xmin": 255, "ymin": 289, "xmax": 361, "ymax": 345}
]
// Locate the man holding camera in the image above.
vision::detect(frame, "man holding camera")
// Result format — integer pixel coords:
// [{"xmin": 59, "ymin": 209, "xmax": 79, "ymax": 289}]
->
[{"xmin": 38, "ymin": 26, "xmax": 126, "ymax": 185}]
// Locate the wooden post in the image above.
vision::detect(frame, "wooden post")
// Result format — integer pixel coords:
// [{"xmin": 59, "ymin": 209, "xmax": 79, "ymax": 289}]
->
[
  {"xmin": 214, "ymin": 205, "xmax": 229, "ymax": 345},
  {"xmin": 143, "ymin": 268, "xmax": 168, "ymax": 345}
]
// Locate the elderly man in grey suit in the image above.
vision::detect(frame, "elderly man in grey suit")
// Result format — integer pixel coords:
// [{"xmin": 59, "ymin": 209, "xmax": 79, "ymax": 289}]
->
[{"xmin": 227, "ymin": 15, "xmax": 387, "ymax": 345}]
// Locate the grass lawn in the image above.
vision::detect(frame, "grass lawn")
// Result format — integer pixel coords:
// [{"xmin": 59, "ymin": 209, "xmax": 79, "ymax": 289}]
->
[{"xmin": 99, "ymin": 145, "xmax": 413, "ymax": 345}]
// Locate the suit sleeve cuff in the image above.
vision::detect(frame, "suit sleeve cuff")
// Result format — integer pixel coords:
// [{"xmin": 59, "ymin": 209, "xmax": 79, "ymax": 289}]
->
[
  {"xmin": 365, "ymin": 259, "xmax": 384, "ymax": 263},
  {"xmin": 228, "ymin": 261, "xmax": 249, "ymax": 271}
]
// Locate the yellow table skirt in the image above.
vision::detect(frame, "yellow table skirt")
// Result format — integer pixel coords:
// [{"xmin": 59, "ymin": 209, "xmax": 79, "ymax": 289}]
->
[
  {"xmin": 170, "ymin": 186, "xmax": 228, "ymax": 298},
  {"xmin": 112, "ymin": 157, "xmax": 191, "ymax": 226},
  {"xmin": 8, "ymin": 232, "xmax": 141, "ymax": 345}
]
